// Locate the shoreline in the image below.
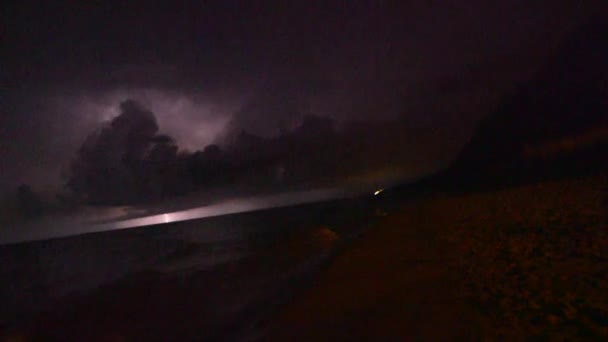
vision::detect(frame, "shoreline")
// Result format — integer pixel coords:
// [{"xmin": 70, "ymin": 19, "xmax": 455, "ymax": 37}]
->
[
  {"xmin": 262, "ymin": 175, "xmax": 608, "ymax": 340},
  {"xmin": 1, "ymin": 196, "xmax": 381, "ymax": 340}
]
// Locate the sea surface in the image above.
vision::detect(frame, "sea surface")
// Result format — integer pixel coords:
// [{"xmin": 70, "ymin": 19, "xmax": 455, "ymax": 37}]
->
[{"xmin": 0, "ymin": 193, "xmax": 379, "ymax": 339}]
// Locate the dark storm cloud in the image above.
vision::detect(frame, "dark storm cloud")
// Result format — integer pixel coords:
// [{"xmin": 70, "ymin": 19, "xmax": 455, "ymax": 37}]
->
[
  {"xmin": 67, "ymin": 99, "xmax": 160, "ymax": 203},
  {"xmin": 1, "ymin": 0, "xmax": 606, "ymax": 193},
  {"xmin": 0, "ymin": 88, "xmax": 235, "ymax": 195}
]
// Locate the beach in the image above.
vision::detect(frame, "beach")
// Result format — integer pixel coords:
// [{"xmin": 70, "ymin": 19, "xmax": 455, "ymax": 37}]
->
[
  {"xmin": 2, "ymin": 175, "xmax": 606, "ymax": 340},
  {"xmin": 266, "ymin": 175, "xmax": 608, "ymax": 340}
]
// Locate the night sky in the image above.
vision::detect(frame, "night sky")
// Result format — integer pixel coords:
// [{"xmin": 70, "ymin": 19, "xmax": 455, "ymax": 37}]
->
[{"xmin": 2, "ymin": 0, "xmax": 604, "ymax": 193}]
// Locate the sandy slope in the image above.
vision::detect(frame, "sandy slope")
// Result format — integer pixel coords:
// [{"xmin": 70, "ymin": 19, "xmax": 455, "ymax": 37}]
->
[{"xmin": 266, "ymin": 175, "xmax": 607, "ymax": 340}]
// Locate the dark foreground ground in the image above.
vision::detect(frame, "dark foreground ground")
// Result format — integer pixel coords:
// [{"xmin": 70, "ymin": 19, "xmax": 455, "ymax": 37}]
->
[
  {"xmin": 267, "ymin": 174, "xmax": 608, "ymax": 340},
  {"xmin": 2, "ymin": 175, "xmax": 607, "ymax": 340}
]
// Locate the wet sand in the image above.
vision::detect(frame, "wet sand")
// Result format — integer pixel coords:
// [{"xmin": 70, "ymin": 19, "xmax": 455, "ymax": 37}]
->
[
  {"xmin": 265, "ymin": 202, "xmax": 485, "ymax": 341},
  {"xmin": 265, "ymin": 175, "xmax": 608, "ymax": 340},
  {"xmin": 3, "ymin": 229, "xmax": 339, "ymax": 341}
]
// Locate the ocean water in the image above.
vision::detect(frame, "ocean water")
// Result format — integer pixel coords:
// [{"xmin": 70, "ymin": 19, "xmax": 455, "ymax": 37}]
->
[
  {"xmin": 0, "ymin": 195, "xmax": 377, "ymax": 337},
  {"xmin": 0, "ymin": 188, "xmax": 347, "ymax": 245}
]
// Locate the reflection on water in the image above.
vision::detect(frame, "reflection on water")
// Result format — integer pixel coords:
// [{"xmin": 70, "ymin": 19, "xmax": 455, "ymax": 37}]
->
[
  {"xmin": 0, "ymin": 192, "xmax": 366, "ymax": 330},
  {"xmin": 1, "ymin": 188, "xmax": 345, "ymax": 245},
  {"xmin": 98, "ymin": 188, "xmax": 343, "ymax": 231}
]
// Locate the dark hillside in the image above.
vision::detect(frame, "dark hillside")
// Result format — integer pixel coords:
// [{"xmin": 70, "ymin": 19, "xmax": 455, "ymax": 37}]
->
[
  {"xmin": 449, "ymin": 18, "xmax": 608, "ymax": 187},
  {"xmin": 387, "ymin": 19, "xmax": 608, "ymax": 198}
]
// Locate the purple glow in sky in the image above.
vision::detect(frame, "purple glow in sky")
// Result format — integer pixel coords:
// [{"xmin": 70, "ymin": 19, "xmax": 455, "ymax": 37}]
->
[
  {"xmin": 2, "ymin": 0, "xmax": 605, "ymax": 194},
  {"xmin": 56, "ymin": 88, "xmax": 238, "ymax": 151}
]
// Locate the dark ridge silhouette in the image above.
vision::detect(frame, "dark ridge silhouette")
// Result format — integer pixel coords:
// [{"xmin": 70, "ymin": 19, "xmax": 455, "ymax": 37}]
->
[
  {"xmin": 454, "ymin": 20, "xmax": 608, "ymax": 166},
  {"xmin": 385, "ymin": 18, "xmax": 608, "ymax": 198}
]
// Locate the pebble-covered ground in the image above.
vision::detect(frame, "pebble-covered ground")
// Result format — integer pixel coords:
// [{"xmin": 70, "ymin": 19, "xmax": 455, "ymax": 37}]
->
[
  {"xmin": 441, "ymin": 175, "xmax": 608, "ymax": 339},
  {"xmin": 267, "ymin": 174, "xmax": 608, "ymax": 340}
]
